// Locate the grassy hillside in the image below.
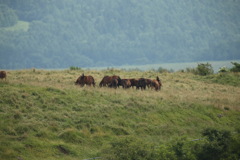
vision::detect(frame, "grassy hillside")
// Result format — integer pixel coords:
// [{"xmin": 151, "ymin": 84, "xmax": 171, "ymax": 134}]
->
[{"xmin": 0, "ymin": 69, "xmax": 240, "ymax": 159}]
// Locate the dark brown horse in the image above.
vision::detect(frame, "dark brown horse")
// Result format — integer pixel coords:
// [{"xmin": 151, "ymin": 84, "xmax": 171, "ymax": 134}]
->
[
  {"xmin": 129, "ymin": 78, "xmax": 139, "ymax": 88},
  {"xmin": 145, "ymin": 79, "xmax": 153, "ymax": 88},
  {"xmin": 99, "ymin": 76, "xmax": 110, "ymax": 87},
  {"xmin": 99, "ymin": 75, "xmax": 121, "ymax": 88},
  {"xmin": 75, "ymin": 74, "xmax": 95, "ymax": 87},
  {"xmin": 0, "ymin": 71, "xmax": 7, "ymax": 80},
  {"xmin": 108, "ymin": 78, "xmax": 119, "ymax": 89},
  {"xmin": 151, "ymin": 76, "xmax": 162, "ymax": 91},
  {"xmin": 136, "ymin": 78, "xmax": 148, "ymax": 90}
]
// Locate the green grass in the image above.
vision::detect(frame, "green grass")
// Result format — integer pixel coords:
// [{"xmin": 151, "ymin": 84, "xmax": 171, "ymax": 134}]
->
[
  {"xmin": 192, "ymin": 72, "xmax": 240, "ymax": 87},
  {"xmin": 0, "ymin": 69, "xmax": 240, "ymax": 159}
]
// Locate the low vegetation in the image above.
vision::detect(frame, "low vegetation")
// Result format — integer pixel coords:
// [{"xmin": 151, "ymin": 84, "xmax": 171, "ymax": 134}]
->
[{"xmin": 0, "ymin": 68, "xmax": 240, "ymax": 159}]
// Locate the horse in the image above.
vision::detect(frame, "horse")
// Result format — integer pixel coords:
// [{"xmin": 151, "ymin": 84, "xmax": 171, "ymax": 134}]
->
[
  {"xmin": 108, "ymin": 78, "xmax": 119, "ymax": 89},
  {"xmin": 121, "ymin": 79, "xmax": 131, "ymax": 89},
  {"xmin": 129, "ymin": 78, "xmax": 139, "ymax": 88},
  {"xmin": 151, "ymin": 76, "xmax": 162, "ymax": 91},
  {"xmin": 75, "ymin": 73, "xmax": 95, "ymax": 87},
  {"xmin": 145, "ymin": 79, "xmax": 153, "ymax": 89},
  {"xmin": 99, "ymin": 76, "xmax": 110, "ymax": 87},
  {"xmin": 0, "ymin": 71, "xmax": 7, "ymax": 80},
  {"xmin": 136, "ymin": 78, "xmax": 148, "ymax": 90},
  {"xmin": 99, "ymin": 75, "xmax": 121, "ymax": 88}
]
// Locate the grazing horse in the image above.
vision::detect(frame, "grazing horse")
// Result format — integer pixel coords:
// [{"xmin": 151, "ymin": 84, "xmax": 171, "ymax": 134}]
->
[
  {"xmin": 121, "ymin": 79, "xmax": 131, "ymax": 89},
  {"xmin": 99, "ymin": 75, "xmax": 121, "ymax": 87},
  {"xmin": 151, "ymin": 76, "xmax": 162, "ymax": 91},
  {"xmin": 129, "ymin": 78, "xmax": 139, "ymax": 88},
  {"xmin": 146, "ymin": 79, "xmax": 153, "ymax": 89},
  {"xmin": 0, "ymin": 71, "xmax": 7, "ymax": 80},
  {"xmin": 108, "ymin": 79, "xmax": 119, "ymax": 89},
  {"xmin": 99, "ymin": 76, "xmax": 110, "ymax": 87},
  {"xmin": 75, "ymin": 74, "xmax": 95, "ymax": 87},
  {"xmin": 136, "ymin": 78, "xmax": 148, "ymax": 90}
]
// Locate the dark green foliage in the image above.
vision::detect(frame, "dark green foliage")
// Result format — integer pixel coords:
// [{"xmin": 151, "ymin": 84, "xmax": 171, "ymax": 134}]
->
[
  {"xmin": 196, "ymin": 128, "xmax": 234, "ymax": 160},
  {"xmin": 103, "ymin": 132, "xmax": 240, "ymax": 160},
  {"xmin": 230, "ymin": 62, "xmax": 240, "ymax": 72},
  {"xmin": 69, "ymin": 66, "xmax": 82, "ymax": 70},
  {"xmin": 0, "ymin": 0, "xmax": 239, "ymax": 69},
  {"xmin": 171, "ymin": 137, "xmax": 197, "ymax": 160},
  {"xmin": 195, "ymin": 63, "xmax": 214, "ymax": 76},
  {"xmin": 0, "ymin": 4, "xmax": 18, "ymax": 27},
  {"xmin": 157, "ymin": 67, "xmax": 173, "ymax": 73},
  {"xmin": 218, "ymin": 66, "xmax": 229, "ymax": 73},
  {"xmin": 102, "ymin": 137, "xmax": 159, "ymax": 160}
]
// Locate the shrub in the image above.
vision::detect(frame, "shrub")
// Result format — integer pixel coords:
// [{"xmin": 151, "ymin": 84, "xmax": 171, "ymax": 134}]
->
[
  {"xmin": 69, "ymin": 66, "xmax": 82, "ymax": 70},
  {"xmin": 230, "ymin": 62, "xmax": 240, "ymax": 72},
  {"xmin": 194, "ymin": 63, "xmax": 214, "ymax": 76},
  {"xmin": 218, "ymin": 66, "xmax": 229, "ymax": 73},
  {"xmin": 170, "ymin": 137, "xmax": 197, "ymax": 160},
  {"xmin": 184, "ymin": 67, "xmax": 196, "ymax": 74},
  {"xmin": 196, "ymin": 128, "xmax": 232, "ymax": 160},
  {"xmin": 157, "ymin": 67, "xmax": 174, "ymax": 73},
  {"xmin": 102, "ymin": 137, "xmax": 160, "ymax": 160}
]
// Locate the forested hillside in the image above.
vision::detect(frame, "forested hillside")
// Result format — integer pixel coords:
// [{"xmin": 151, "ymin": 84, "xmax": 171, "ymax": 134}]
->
[{"xmin": 0, "ymin": 0, "xmax": 240, "ymax": 69}]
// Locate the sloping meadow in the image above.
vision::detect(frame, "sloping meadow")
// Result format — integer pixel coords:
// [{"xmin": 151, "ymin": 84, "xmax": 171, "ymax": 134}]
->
[{"xmin": 0, "ymin": 69, "xmax": 240, "ymax": 159}]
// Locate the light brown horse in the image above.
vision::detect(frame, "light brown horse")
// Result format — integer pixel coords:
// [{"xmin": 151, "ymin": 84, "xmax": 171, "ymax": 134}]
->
[
  {"xmin": 121, "ymin": 79, "xmax": 131, "ymax": 89},
  {"xmin": 75, "ymin": 74, "xmax": 95, "ymax": 87},
  {"xmin": 151, "ymin": 76, "xmax": 162, "ymax": 91}
]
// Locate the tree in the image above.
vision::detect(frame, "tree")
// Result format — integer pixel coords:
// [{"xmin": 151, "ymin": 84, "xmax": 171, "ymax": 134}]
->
[{"xmin": 195, "ymin": 63, "xmax": 214, "ymax": 76}]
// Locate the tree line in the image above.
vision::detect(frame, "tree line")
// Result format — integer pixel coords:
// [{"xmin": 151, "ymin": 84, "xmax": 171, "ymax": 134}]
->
[{"xmin": 0, "ymin": 0, "xmax": 239, "ymax": 69}]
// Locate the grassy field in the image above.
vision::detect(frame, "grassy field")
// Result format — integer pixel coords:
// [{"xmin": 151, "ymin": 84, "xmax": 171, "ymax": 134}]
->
[{"xmin": 0, "ymin": 69, "xmax": 240, "ymax": 159}]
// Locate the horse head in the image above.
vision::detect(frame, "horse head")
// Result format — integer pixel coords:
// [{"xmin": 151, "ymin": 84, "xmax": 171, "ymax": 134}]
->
[{"xmin": 80, "ymin": 73, "xmax": 85, "ymax": 79}]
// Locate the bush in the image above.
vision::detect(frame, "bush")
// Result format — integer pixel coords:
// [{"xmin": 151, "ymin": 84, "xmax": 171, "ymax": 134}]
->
[
  {"xmin": 218, "ymin": 66, "xmax": 229, "ymax": 73},
  {"xmin": 194, "ymin": 63, "xmax": 214, "ymax": 76},
  {"xmin": 69, "ymin": 66, "xmax": 82, "ymax": 70},
  {"xmin": 196, "ymin": 128, "xmax": 232, "ymax": 160},
  {"xmin": 102, "ymin": 137, "xmax": 172, "ymax": 160},
  {"xmin": 184, "ymin": 67, "xmax": 196, "ymax": 74},
  {"xmin": 157, "ymin": 67, "xmax": 174, "ymax": 73},
  {"xmin": 170, "ymin": 137, "xmax": 198, "ymax": 160},
  {"xmin": 230, "ymin": 62, "xmax": 240, "ymax": 72},
  {"xmin": 102, "ymin": 137, "xmax": 153, "ymax": 160}
]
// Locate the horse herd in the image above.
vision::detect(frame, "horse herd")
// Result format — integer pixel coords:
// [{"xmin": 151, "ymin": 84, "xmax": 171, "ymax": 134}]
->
[
  {"xmin": 75, "ymin": 73, "xmax": 162, "ymax": 91},
  {"xmin": 0, "ymin": 71, "xmax": 162, "ymax": 91}
]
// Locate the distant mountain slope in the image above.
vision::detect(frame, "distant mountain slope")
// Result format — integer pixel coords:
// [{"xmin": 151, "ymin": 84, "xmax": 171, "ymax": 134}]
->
[{"xmin": 0, "ymin": 0, "xmax": 240, "ymax": 69}]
